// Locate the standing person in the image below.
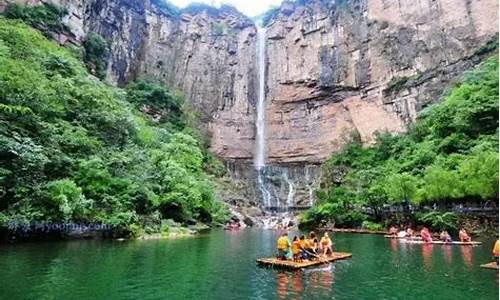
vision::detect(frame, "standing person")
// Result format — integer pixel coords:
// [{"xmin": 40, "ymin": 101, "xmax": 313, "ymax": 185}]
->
[
  {"xmin": 492, "ymin": 239, "xmax": 499, "ymax": 265},
  {"xmin": 459, "ymin": 228, "xmax": 471, "ymax": 242},
  {"xmin": 420, "ymin": 227, "xmax": 432, "ymax": 243},
  {"xmin": 276, "ymin": 232, "xmax": 290, "ymax": 260},
  {"xmin": 320, "ymin": 232, "xmax": 334, "ymax": 256},
  {"xmin": 291, "ymin": 236, "xmax": 302, "ymax": 262}
]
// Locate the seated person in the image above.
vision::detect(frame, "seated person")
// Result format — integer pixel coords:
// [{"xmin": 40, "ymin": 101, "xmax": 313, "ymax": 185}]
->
[
  {"xmin": 440, "ymin": 230, "xmax": 452, "ymax": 243},
  {"xmin": 305, "ymin": 232, "xmax": 319, "ymax": 260},
  {"xmin": 459, "ymin": 228, "xmax": 471, "ymax": 242},
  {"xmin": 320, "ymin": 232, "xmax": 333, "ymax": 256},
  {"xmin": 389, "ymin": 226, "xmax": 398, "ymax": 236},
  {"xmin": 420, "ymin": 227, "xmax": 432, "ymax": 243},
  {"xmin": 291, "ymin": 236, "xmax": 302, "ymax": 262},
  {"xmin": 299, "ymin": 235, "xmax": 309, "ymax": 260},
  {"xmin": 276, "ymin": 232, "xmax": 290, "ymax": 260},
  {"xmin": 406, "ymin": 227, "xmax": 414, "ymax": 237}
]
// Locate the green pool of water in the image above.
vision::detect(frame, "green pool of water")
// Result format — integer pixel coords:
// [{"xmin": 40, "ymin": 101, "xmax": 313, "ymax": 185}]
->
[{"xmin": 0, "ymin": 229, "xmax": 497, "ymax": 299}]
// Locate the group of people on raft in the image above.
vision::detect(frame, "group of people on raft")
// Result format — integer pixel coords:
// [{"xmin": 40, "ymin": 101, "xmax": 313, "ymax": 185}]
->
[
  {"xmin": 388, "ymin": 225, "xmax": 473, "ymax": 243},
  {"xmin": 276, "ymin": 231, "xmax": 333, "ymax": 262}
]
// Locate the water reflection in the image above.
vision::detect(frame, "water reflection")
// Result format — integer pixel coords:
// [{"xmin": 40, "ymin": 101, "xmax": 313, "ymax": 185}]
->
[
  {"xmin": 389, "ymin": 239, "xmax": 398, "ymax": 253},
  {"xmin": 443, "ymin": 245, "xmax": 452, "ymax": 265},
  {"xmin": 311, "ymin": 267, "xmax": 334, "ymax": 292},
  {"xmin": 291, "ymin": 271, "xmax": 302, "ymax": 294},
  {"xmin": 460, "ymin": 245, "xmax": 473, "ymax": 269},
  {"xmin": 422, "ymin": 244, "xmax": 433, "ymax": 272},
  {"xmin": 274, "ymin": 266, "xmax": 334, "ymax": 299},
  {"xmin": 276, "ymin": 271, "xmax": 289, "ymax": 299}
]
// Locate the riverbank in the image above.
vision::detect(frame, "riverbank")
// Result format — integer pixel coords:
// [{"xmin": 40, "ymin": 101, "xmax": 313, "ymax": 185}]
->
[{"xmin": 0, "ymin": 219, "xmax": 211, "ymax": 243}]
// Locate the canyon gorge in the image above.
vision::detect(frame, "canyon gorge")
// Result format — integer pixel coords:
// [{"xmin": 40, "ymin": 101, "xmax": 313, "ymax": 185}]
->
[{"xmin": 1, "ymin": 0, "xmax": 498, "ymax": 216}]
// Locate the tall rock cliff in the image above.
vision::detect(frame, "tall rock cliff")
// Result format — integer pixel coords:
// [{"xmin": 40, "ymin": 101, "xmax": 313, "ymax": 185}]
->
[
  {"xmin": 0, "ymin": 0, "xmax": 259, "ymax": 164},
  {"xmin": 264, "ymin": 0, "xmax": 498, "ymax": 164},
  {"xmin": 1, "ymin": 0, "xmax": 498, "ymax": 210}
]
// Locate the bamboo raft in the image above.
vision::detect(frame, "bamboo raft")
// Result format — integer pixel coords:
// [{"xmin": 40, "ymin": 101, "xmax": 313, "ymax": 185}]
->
[
  {"xmin": 480, "ymin": 262, "xmax": 499, "ymax": 270},
  {"xmin": 256, "ymin": 252, "xmax": 352, "ymax": 270},
  {"xmin": 320, "ymin": 228, "xmax": 388, "ymax": 235},
  {"xmin": 402, "ymin": 240, "xmax": 482, "ymax": 246},
  {"xmin": 384, "ymin": 235, "xmax": 422, "ymax": 240}
]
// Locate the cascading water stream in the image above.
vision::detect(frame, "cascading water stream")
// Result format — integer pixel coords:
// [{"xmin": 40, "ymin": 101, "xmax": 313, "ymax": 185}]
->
[{"xmin": 254, "ymin": 25, "xmax": 272, "ymax": 209}]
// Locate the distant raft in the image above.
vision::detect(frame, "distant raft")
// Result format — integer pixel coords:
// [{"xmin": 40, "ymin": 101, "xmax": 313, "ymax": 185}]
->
[
  {"xmin": 401, "ymin": 240, "xmax": 482, "ymax": 246},
  {"xmin": 480, "ymin": 262, "xmax": 499, "ymax": 270},
  {"xmin": 384, "ymin": 235, "xmax": 422, "ymax": 240},
  {"xmin": 256, "ymin": 252, "xmax": 352, "ymax": 270}
]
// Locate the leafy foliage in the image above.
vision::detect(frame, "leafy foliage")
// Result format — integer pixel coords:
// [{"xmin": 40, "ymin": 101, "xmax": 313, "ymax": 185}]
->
[
  {"xmin": 150, "ymin": 0, "xmax": 180, "ymax": 16},
  {"xmin": 82, "ymin": 32, "xmax": 108, "ymax": 79},
  {"xmin": 4, "ymin": 3, "xmax": 68, "ymax": 35},
  {"xmin": 126, "ymin": 79, "xmax": 185, "ymax": 129},
  {"xmin": 260, "ymin": 7, "xmax": 280, "ymax": 27},
  {"xmin": 301, "ymin": 55, "xmax": 499, "ymax": 227},
  {"xmin": 417, "ymin": 211, "xmax": 458, "ymax": 231},
  {"xmin": 0, "ymin": 18, "xmax": 228, "ymax": 235},
  {"xmin": 361, "ymin": 220, "xmax": 383, "ymax": 231}
]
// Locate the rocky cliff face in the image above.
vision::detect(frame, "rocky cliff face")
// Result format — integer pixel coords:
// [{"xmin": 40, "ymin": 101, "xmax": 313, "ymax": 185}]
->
[
  {"xmin": 264, "ymin": 0, "xmax": 498, "ymax": 164},
  {"xmin": 1, "ymin": 0, "xmax": 497, "ymax": 210},
  {"xmin": 84, "ymin": 1, "xmax": 259, "ymax": 163},
  {"xmin": 0, "ymin": 0, "xmax": 259, "ymax": 163}
]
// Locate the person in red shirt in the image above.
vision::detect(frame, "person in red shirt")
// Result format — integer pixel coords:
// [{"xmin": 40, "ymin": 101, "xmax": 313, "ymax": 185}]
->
[
  {"xmin": 459, "ymin": 228, "xmax": 471, "ymax": 242},
  {"xmin": 420, "ymin": 227, "xmax": 432, "ymax": 243}
]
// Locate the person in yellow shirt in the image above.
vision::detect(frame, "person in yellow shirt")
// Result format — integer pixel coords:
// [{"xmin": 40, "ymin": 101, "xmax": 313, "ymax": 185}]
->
[
  {"xmin": 320, "ymin": 232, "xmax": 333, "ymax": 256},
  {"xmin": 302, "ymin": 232, "xmax": 319, "ymax": 260},
  {"xmin": 291, "ymin": 236, "xmax": 302, "ymax": 262},
  {"xmin": 276, "ymin": 232, "xmax": 290, "ymax": 260},
  {"xmin": 493, "ymin": 239, "xmax": 499, "ymax": 265}
]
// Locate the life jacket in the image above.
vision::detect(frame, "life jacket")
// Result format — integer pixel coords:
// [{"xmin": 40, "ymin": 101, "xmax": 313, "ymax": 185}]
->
[
  {"xmin": 291, "ymin": 241, "xmax": 301, "ymax": 254},
  {"xmin": 321, "ymin": 237, "xmax": 331, "ymax": 246},
  {"xmin": 493, "ymin": 240, "xmax": 499, "ymax": 257},
  {"xmin": 277, "ymin": 236, "xmax": 289, "ymax": 250}
]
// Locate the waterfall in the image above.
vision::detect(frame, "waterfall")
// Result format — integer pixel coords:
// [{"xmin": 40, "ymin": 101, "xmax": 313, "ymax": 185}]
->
[
  {"xmin": 305, "ymin": 166, "xmax": 314, "ymax": 207},
  {"xmin": 284, "ymin": 170, "xmax": 295, "ymax": 208},
  {"xmin": 254, "ymin": 25, "xmax": 272, "ymax": 209},
  {"xmin": 255, "ymin": 25, "xmax": 267, "ymax": 170}
]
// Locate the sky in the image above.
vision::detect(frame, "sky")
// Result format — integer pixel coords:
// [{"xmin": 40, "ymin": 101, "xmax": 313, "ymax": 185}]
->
[{"xmin": 169, "ymin": 0, "xmax": 283, "ymax": 17}]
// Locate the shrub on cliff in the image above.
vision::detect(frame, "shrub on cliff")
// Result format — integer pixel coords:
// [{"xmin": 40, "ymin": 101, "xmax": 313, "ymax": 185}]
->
[
  {"xmin": 151, "ymin": 0, "xmax": 180, "ymax": 16},
  {"xmin": 4, "ymin": 3, "xmax": 68, "ymax": 35},
  {"xmin": 126, "ymin": 79, "xmax": 185, "ymax": 130},
  {"xmin": 82, "ymin": 32, "xmax": 108, "ymax": 80}
]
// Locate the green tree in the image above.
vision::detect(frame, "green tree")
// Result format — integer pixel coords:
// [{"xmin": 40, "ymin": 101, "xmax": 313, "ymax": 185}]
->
[
  {"xmin": 384, "ymin": 173, "xmax": 418, "ymax": 204},
  {"xmin": 458, "ymin": 150, "xmax": 499, "ymax": 199}
]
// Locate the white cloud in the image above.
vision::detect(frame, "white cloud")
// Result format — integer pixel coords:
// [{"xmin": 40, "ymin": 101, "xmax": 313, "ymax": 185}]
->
[{"xmin": 168, "ymin": 0, "xmax": 283, "ymax": 17}]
